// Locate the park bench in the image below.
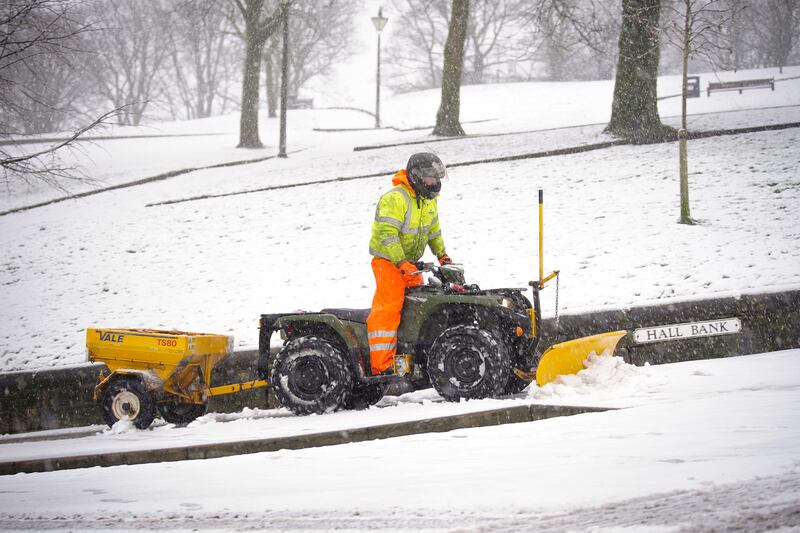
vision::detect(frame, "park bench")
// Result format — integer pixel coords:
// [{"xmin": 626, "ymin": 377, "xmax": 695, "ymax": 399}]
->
[
  {"xmin": 287, "ymin": 96, "xmax": 314, "ymax": 109},
  {"xmin": 707, "ymin": 78, "xmax": 774, "ymax": 96}
]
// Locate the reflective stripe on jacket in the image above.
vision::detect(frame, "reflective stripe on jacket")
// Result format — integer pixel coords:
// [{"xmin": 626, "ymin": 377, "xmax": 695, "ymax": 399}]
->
[{"xmin": 369, "ymin": 169, "xmax": 446, "ymax": 265}]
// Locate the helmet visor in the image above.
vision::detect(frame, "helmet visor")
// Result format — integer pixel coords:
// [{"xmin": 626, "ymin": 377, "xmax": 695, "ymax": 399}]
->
[{"xmin": 418, "ymin": 161, "xmax": 448, "ymax": 182}]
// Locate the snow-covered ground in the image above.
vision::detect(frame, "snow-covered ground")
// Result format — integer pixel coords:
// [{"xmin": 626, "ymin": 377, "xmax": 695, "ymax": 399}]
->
[
  {"xmin": 0, "ymin": 66, "xmax": 798, "ymax": 373},
  {"xmin": 1, "ymin": 349, "xmax": 798, "ymax": 530},
  {"xmin": 1, "ymin": 63, "xmax": 799, "ymax": 531}
]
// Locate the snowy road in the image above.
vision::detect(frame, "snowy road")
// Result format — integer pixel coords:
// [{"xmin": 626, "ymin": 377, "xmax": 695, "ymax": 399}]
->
[
  {"xmin": 1, "ymin": 350, "xmax": 798, "ymax": 531},
  {"xmin": 2, "ymin": 472, "xmax": 796, "ymax": 531}
]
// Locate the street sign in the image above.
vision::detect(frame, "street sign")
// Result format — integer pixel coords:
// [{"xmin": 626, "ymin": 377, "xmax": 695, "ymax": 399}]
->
[{"xmin": 633, "ymin": 317, "xmax": 741, "ymax": 344}]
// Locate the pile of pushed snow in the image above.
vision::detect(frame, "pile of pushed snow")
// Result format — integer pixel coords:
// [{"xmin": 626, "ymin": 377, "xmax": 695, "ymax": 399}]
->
[
  {"xmin": 528, "ymin": 354, "xmax": 654, "ymax": 401},
  {"xmin": 186, "ymin": 406, "xmax": 293, "ymax": 427},
  {"xmin": 377, "ymin": 387, "xmax": 442, "ymax": 408},
  {"xmin": 103, "ymin": 418, "xmax": 137, "ymax": 435}
]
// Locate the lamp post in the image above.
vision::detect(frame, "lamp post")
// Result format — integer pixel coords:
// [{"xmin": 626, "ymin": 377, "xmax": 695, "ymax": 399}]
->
[
  {"xmin": 371, "ymin": 7, "xmax": 388, "ymax": 129},
  {"xmin": 278, "ymin": 0, "xmax": 290, "ymax": 158}
]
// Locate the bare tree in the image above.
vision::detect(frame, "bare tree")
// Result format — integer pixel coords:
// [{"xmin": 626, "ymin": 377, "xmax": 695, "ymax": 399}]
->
[
  {"xmin": 461, "ymin": 0, "xmax": 528, "ymax": 83},
  {"xmin": 0, "ymin": 0, "xmax": 121, "ymax": 189},
  {"xmin": 526, "ymin": 0, "xmax": 621, "ymax": 80},
  {"xmin": 3, "ymin": 39, "xmax": 88, "ymax": 134},
  {"xmin": 385, "ymin": 0, "xmax": 528, "ymax": 91},
  {"xmin": 662, "ymin": 0, "xmax": 739, "ymax": 224},
  {"xmin": 1, "ymin": 108, "xmax": 121, "ymax": 191},
  {"xmin": 705, "ymin": 0, "xmax": 749, "ymax": 71},
  {"xmin": 433, "ymin": 0, "xmax": 469, "ymax": 136},
  {"xmin": 262, "ymin": 0, "xmax": 359, "ymax": 112},
  {"xmin": 606, "ymin": 0, "xmax": 674, "ymax": 143},
  {"xmin": 385, "ymin": 0, "xmax": 449, "ymax": 91},
  {"xmin": 659, "ymin": 0, "xmax": 800, "ymax": 72},
  {"xmin": 750, "ymin": 0, "xmax": 800, "ymax": 72},
  {"xmin": 0, "ymin": 0, "xmax": 95, "ymax": 133},
  {"xmin": 85, "ymin": 1, "xmax": 172, "ymax": 126},
  {"xmin": 230, "ymin": 0, "xmax": 283, "ymax": 148},
  {"xmin": 531, "ymin": 2, "xmax": 576, "ymax": 80},
  {"xmin": 163, "ymin": 0, "xmax": 239, "ymax": 120}
]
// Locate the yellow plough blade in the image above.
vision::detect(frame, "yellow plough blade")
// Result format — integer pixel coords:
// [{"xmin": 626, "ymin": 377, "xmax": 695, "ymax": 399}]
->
[{"xmin": 535, "ymin": 330, "xmax": 628, "ymax": 386}]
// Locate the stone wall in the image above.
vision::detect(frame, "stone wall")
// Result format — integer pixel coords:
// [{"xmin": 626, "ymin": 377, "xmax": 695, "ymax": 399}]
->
[{"xmin": 2, "ymin": 289, "xmax": 798, "ymax": 435}]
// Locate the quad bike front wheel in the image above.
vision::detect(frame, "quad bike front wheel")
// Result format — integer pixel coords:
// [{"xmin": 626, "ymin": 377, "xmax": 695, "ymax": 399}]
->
[
  {"xmin": 100, "ymin": 376, "xmax": 156, "ymax": 429},
  {"xmin": 503, "ymin": 372, "xmax": 530, "ymax": 395},
  {"xmin": 270, "ymin": 336, "xmax": 353, "ymax": 415},
  {"xmin": 427, "ymin": 325, "xmax": 510, "ymax": 401},
  {"xmin": 158, "ymin": 398, "xmax": 208, "ymax": 425}
]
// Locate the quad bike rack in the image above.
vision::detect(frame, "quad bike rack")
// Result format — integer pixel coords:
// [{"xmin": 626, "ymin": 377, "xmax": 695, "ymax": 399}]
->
[{"xmin": 86, "ymin": 328, "xmax": 268, "ymax": 429}]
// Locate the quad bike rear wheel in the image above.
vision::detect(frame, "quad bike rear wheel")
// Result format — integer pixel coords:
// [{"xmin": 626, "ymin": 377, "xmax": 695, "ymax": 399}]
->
[
  {"xmin": 270, "ymin": 336, "xmax": 353, "ymax": 415},
  {"xmin": 158, "ymin": 398, "xmax": 208, "ymax": 425},
  {"xmin": 344, "ymin": 382, "xmax": 387, "ymax": 410},
  {"xmin": 427, "ymin": 325, "xmax": 510, "ymax": 401},
  {"xmin": 101, "ymin": 376, "xmax": 156, "ymax": 429}
]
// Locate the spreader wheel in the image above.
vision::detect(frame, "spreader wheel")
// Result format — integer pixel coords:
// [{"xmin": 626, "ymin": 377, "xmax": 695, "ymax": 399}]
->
[
  {"xmin": 270, "ymin": 336, "xmax": 353, "ymax": 415},
  {"xmin": 100, "ymin": 376, "xmax": 156, "ymax": 429},
  {"xmin": 427, "ymin": 325, "xmax": 510, "ymax": 401}
]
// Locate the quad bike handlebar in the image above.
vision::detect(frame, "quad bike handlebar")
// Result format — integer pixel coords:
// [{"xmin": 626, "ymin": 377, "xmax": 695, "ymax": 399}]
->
[{"xmin": 410, "ymin": 261, "xmax": 478, "ymax": 293}]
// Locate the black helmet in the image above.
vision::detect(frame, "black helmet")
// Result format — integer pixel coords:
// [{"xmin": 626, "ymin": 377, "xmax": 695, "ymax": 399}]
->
[{"xmin": 406, "ymin": 152, "xmax": 447, "ymax": 200}]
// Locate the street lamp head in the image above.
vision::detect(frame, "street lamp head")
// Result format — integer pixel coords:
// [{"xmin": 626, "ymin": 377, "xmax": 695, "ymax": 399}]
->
[{"xmin": 371, "ymin": 7, "xmax": 388, "ymax": 33}]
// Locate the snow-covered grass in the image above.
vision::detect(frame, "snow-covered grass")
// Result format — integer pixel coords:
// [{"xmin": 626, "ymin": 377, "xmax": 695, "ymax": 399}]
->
[
  {"xmin": 0, "ymin": 66, "xmax": 798, "ymax": 372},
  {"xmin": 1, "ymin": 350, "xmax": 798, "ymax": 530}
]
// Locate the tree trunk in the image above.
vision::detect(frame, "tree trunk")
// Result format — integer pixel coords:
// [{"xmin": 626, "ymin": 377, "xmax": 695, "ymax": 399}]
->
[
  {"xmin": 265, "ymin": 46, "xmax": 277, "ymax": 119},
  {"xmin": 239, "ymin": 31, "xmax": 265, "ymax": 148},
  {"xmin": 236, "ymin": 0, "xmax": 281, "ymax": 149},
  {"xmin": 433, "ymin": 0, "xmax": 469, "ymax": 137},
  {"xmin": 678, "ymin": 129, "xmax": 693, "ymax": 224},
  {"xmin": 678, "ymin": 0, "xmax": 694, "ymax": 225},
  {"xmin": 606, "ymin": 0, "xmax": 674, "ymax": 143}
]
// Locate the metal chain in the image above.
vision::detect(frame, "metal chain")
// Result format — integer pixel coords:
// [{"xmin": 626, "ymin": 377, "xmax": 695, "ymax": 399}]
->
[{"xmin": 554, "ymin": 272, "xmax": 560, "ymax": 331}]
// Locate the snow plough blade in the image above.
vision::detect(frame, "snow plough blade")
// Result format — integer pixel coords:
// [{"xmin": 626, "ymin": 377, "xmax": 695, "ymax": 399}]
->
[{"xmin": 535, "ymin": 330, "xmax": 627, "ymax": 386}]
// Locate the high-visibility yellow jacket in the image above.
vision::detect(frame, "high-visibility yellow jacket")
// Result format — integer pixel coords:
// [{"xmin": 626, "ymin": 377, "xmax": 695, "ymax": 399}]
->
[{"xmin": 369, "ymin": 170, "xmax": 446, "ymax": 265}]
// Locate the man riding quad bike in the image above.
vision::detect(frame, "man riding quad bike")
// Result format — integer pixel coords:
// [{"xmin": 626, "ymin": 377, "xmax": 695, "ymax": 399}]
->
[
  {"xmin": 258, "ymin": 261, "xmax": 544, "ymax": 414},
  {"xmin": 257, "ymin": 159, "xmax": 626, "ymax": 415}
]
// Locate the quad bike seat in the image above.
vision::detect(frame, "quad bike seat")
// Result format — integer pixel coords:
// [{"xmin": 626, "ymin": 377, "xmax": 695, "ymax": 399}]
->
[{"xmin": 320, "ymin": 308, "xmax": 371, "ymax": 323}]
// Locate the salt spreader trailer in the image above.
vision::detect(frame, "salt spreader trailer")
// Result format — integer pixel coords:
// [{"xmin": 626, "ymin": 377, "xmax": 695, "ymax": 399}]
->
[{"xmin": 86, "ymin": 328, "xmax": 267, "ymax": 429}]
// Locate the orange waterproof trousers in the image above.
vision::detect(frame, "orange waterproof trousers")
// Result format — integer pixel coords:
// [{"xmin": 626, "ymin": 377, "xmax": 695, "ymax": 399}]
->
[{"xmin": 366, "ymin": 258, "xmax": 418, "ymax": 374}]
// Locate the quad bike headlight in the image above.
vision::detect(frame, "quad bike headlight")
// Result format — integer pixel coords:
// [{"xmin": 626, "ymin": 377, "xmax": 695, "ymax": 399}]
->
[{"xmin": 500, "ymin": 297, "xmax": 514, "ymax": 309}]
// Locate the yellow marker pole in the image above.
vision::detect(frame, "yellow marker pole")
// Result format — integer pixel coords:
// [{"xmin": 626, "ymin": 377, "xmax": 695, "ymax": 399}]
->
[{"xmin": 538, "ymin": 189, "xmax": 544, "ymax": 289}]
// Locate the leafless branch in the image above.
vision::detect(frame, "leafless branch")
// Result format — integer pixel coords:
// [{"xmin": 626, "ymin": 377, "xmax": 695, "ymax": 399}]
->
[{"xmin": 0, "ymin": 105, "xmax": 127, "ymax": 191}]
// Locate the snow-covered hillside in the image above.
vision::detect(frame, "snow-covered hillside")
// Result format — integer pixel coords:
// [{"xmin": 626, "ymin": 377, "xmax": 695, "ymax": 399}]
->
[{"xmin": 0, "ymin": 66, "xmax": 799, "ymax": 372}]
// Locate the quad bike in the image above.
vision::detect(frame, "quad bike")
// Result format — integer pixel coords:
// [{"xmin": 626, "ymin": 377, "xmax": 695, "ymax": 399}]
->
[{"xmin": 258, "ymin": 191, "xmax": 626, "ymax": 415}]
